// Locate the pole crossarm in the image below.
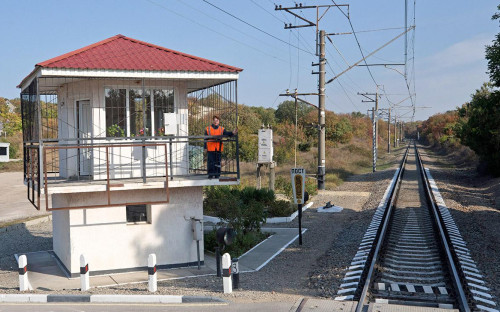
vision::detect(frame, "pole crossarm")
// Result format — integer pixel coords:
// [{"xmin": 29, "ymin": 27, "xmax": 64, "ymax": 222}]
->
[
  {"xmin": 358, "ymin": 63, "xmax": 405, "ymax": 67},
  {"xmin": 358, "ymin": 92, "xmax": 379, "ymax": 102},
  {"xmin": 326, "ymin": 26, "xmax": 416, "ymax": 84},
  {"xmin": 279, "ymin": 92, "xmax": 319, "ymax": 109}
]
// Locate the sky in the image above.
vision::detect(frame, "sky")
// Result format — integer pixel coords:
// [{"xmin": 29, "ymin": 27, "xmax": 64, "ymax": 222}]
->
[{"xmin": 0, "ymin": 0, "xmax": 498, "ymax": 121}]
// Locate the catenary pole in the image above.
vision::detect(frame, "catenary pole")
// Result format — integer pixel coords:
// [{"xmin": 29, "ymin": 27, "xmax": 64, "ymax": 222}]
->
[
  {"xmin": 387, "ymin": 108, "xmax": 391, "ymax": 154},
  {"xmin": 318, "ymin": 30, "xmax": 326, "ymax": 190},
  {"xmin": 372, "ymin": 108, "xmax": 376, "ymax": 172},
  {"xmin": 375, "ymin": 88, "xmax": 379, "ymax": 150}
]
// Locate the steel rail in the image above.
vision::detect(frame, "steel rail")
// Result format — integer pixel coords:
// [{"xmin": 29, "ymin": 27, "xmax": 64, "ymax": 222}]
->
[
  {"xmin": 415, "ymin": 144, "xmax": 470, "ymax": 312},
  {"xmin": 355, "ymin": 144, "xmax": 410, "ymax": 312}
]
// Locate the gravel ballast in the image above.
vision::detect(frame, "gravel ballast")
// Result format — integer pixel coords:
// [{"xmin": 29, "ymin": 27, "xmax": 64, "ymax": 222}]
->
[{"xmin": 418, "ymin": 145, "xmax": 500, "ymax": 307}]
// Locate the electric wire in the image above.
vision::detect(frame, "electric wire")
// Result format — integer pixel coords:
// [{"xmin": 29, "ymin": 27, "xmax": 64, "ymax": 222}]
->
[
  {"xmin": 145, "ymin": 0, "xmax": 292, "ymax": 64},
  {"xmin": 176, "ymin": 0, "xmax": 287, "ymax": 56},
  {"xmin": 202, "ymin": 0, "xmax": 314, "ymax": 55},
  {"xmin": 331, "ymin": 0, "xmax": 378, "ymax": 87}
]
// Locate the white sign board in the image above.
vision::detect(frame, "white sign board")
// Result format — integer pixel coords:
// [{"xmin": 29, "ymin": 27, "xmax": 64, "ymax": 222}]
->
[
  {"xmin": 164, "ymin": 113, "xmax": 177, "ymax": 135},
  {"xmin": 291, "ymin": 168, "xmax": 305, "ymax": 205},
  {"xmin": 258, "ymin": 128, "xmax": 273, "ymax": 163}
]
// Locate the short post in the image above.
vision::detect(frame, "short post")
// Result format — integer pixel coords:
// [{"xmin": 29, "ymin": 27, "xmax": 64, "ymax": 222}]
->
[
  {"xmin": 148, "ymin": 254, "xmax": 157, "ymax": 292},
  {"xmin": 80, "ymin": 254, "xmax": 90, "ymax": 291},
  {"xmin": 232, "ymin": 257, "xmax": 239, "ymax": 289},
  {"xmin": 256, "ymin": 164, "xmax": 262, "ymax": 189},
  {"xmin": 215, "ymin": 246, "xmax": 222, "ymax": 277},
  {"xmin": 18, "ymin": 255, "xmax": 29, "ymax": 291},
  {"xmin": 222, "ymin": 253, "xmax": 232, "ymax": 293},
  {"xmin": 269, "ymin": 162, "xmax": 275, "ymax": 191},
  {"xmin": 298, "ymin": 203, "xmax": 303, "ymax": 245}
]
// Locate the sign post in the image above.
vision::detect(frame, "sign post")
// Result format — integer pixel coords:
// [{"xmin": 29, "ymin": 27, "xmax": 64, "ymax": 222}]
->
[{"xmin": 291, "ymin": 168, "xmax": 305, "ymax": 245}]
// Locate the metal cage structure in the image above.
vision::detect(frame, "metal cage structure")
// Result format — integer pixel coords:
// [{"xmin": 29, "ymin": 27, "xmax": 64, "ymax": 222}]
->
[{"xmin": 21, "ymin": 77, "xmax": 239, "ymax": 210}]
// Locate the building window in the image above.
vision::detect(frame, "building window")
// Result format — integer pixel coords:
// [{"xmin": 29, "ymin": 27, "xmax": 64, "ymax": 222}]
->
[
  {"xmin": 126, "ymin": 204, "xmax": 151, "ymax": 224},
  {"xmin": 0, "ymin": 147, "xmax": 6, "ymax": 156},
  {"xmin": 105, "ymin": 88, "xmax": 127, "ymax": 137},
  {"xmin": 129, "ymin": 89, "xmax": 151, "ymax": 137},
  {"xmin": 105, "ymin": 87, "xmax": 174, "ymax": 137}
]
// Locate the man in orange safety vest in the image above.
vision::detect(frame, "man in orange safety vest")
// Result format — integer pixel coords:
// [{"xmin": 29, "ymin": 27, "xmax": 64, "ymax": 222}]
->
[{"xmin": 204, "ymin": 115, "xmax": 237, "ymax": 179}]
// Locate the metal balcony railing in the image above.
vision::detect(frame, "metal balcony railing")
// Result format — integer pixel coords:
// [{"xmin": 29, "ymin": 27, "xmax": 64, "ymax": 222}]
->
[{"xmin": 24, "ymin": 135, "xmax": 239, "ymax": 210}]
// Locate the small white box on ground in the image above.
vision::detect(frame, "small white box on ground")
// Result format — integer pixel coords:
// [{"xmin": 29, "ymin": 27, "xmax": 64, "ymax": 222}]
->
[{"xmin": 0, "ymin": 142, "xmax": 10, "ymax": 162}]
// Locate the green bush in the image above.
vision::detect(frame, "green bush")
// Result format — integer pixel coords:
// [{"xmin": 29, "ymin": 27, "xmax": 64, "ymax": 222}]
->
[
  {"xmin": 274, "ymin": 144, "xmax": 294, "ymax": 165},
  {"xmin": 9, "ymin": 143, "xmax": 17, "ymax": 159},
  {"xmin": 203, "ymin": 186, "xmax": 267, "ymax": 232},
  {"xmin": 204, "ymin": 229, "xmax": 268, "ymax": 258},
  {"xmin": 275, "ymin": 175, "xmax": 293, "ymax": 200},
  {"xmin": 305, "ymin": 177, "xmax": 318, "ymax": 197},
  {"xmin": 240, "ymin": 187, "xmax": 275, "ymax": 205},
  {"xmin": 203, "ymin": 186, "xmax": 272, "ymax": 257},
  {"xmin": 267, "ymin": 200, "xmax": 294, "ymax": 217},
  {"xmin": 298, "ymin": 142, "xmax": 311, "ymax": 152}
]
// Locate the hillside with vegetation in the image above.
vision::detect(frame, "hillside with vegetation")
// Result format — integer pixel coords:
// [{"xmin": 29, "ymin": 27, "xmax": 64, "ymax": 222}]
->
[{"xmin": 0, "ymin": 94, "xmax": 399, "ymax": 185}]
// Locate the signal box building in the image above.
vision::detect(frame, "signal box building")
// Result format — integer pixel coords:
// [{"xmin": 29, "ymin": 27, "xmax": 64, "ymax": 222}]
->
[{"xmin": 18, "ymin": 35, "xmax": 241, "ymax": 276}]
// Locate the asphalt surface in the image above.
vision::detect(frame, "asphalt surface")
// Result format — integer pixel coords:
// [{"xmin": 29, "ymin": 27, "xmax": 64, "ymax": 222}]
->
[{"xmin": 0, "ymin": 172, "xmax": 49, "ymax": 223}]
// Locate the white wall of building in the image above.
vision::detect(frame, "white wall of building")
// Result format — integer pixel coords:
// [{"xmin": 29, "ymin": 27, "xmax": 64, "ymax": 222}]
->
[{"xmin": 52, "ymin": 186, "xmax": 204, "ymax": 275}]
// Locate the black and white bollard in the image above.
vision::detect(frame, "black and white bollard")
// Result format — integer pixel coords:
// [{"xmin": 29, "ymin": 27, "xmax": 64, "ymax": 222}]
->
[
  {"xmin": 18, "ymin": 254, "xmax": 29, "ymax": 291},
  {"xmin": 222, "ymin": 253, "xmax": 232, "ymax": 293},
  {"xmin": 232, "ymin": 257, "xmax": 239, "ymax": 289},
  {"xmin": 80, "ymin": 254, "xmax": 90, "ymax": 291},
  {"xmin": 148, "ymin": 253, "xmax": 157, "ymax": 292}
]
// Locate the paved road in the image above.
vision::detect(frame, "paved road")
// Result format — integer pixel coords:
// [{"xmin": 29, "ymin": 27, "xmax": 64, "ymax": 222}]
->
[
  {"xmin": 0, "ymin": 301, "xmax": 297, "ymax": 312},
  {"xmin": 0, "ymin": 172, "xmax": 49, "ymax": 223}
]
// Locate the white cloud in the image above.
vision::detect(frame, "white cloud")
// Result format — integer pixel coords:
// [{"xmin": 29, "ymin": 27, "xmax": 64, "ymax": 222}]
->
[
  {"xmin": 412, "ymin": 34, "xmax": 492, "ymax": 120},
  {"xmin": 421, "ymin": 34, "xmax": 491, "ymax": 74}
]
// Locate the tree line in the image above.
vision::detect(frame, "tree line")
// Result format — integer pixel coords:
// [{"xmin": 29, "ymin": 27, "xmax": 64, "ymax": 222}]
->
[{"xmin": 418, "ymin": 5, "xmax": 500, "ymax": 175}]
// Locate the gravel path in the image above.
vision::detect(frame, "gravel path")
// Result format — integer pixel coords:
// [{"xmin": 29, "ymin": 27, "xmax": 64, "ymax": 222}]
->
[
  {"xmin": 0, "ymin": 149, "xmax": 405, "ymax": 303},
  {"xmin": 418, "ymin": 145, "xmax": 500, "ymax": 307}
]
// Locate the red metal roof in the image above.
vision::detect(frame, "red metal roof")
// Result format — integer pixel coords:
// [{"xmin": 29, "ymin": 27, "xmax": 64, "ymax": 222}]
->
[{"xmin": 36, "ymin": 34, "xmax": 242, "ymax": 73}]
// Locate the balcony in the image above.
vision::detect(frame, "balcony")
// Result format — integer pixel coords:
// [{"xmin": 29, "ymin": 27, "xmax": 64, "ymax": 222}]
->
[{"xmin": 25, "ymin": 136, "xmax": 239, "ymax": 211}]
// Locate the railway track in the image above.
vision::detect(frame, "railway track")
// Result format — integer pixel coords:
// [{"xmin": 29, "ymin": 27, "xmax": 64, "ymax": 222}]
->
[{"xmin": 335, "ymin": 144, "xmax": 498, "ymax": 312}]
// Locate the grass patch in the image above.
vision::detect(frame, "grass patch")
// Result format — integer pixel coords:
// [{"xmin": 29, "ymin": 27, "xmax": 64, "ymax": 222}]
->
[
  {"xmin": 0, "ymin": 215, "xmax": 49, "ymax": 229},
  {"xmin": 0, "ymin": 161, "xmax": 23, "ymax": 172},
  {"xmin": 324, "ymin": 173, "xmax": 344, "ymax": 189}
]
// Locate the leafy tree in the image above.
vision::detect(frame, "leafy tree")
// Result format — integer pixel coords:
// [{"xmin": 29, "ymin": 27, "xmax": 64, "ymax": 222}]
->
[
  {"xmin": 456, "ymin": 83, "xmax": 500, "ymax": 174},
  {"xmin": 249, "ymin": 106, "xmax": 275, "ymax": 127},
  {"xmin": 0, "ymin": 98, "xmax": 22, "ymax": 136},
  {"xmin": 237, "ymin": 105, "xmax": 261, "ymax": 134},
  {"xmin": 351, "ymin": 111, "xmax": 365, "ymax": 118},
  {"xmin": 274, "ymin": 100, "xmax": 314, "ymax": 124},
  {"xmin": 419, "ymin": 111, "xmax": 459, "ymax": 146},
  {"xmin": 329, "ymin": 117, "xmax": 353, "ymax": 144},
  {"xmin": 486, "ymin": 5, "xmax": 500, "ymax": 87}
]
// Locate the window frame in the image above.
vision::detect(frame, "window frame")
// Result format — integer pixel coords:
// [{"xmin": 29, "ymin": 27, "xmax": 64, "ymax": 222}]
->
[
  {"xmin": 126, "ymin": 204, "xmax": 152, "ymax": 224},
  {"xmin": 104, "ymin": 86, "xmax": 176, "ymax": 138}
]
